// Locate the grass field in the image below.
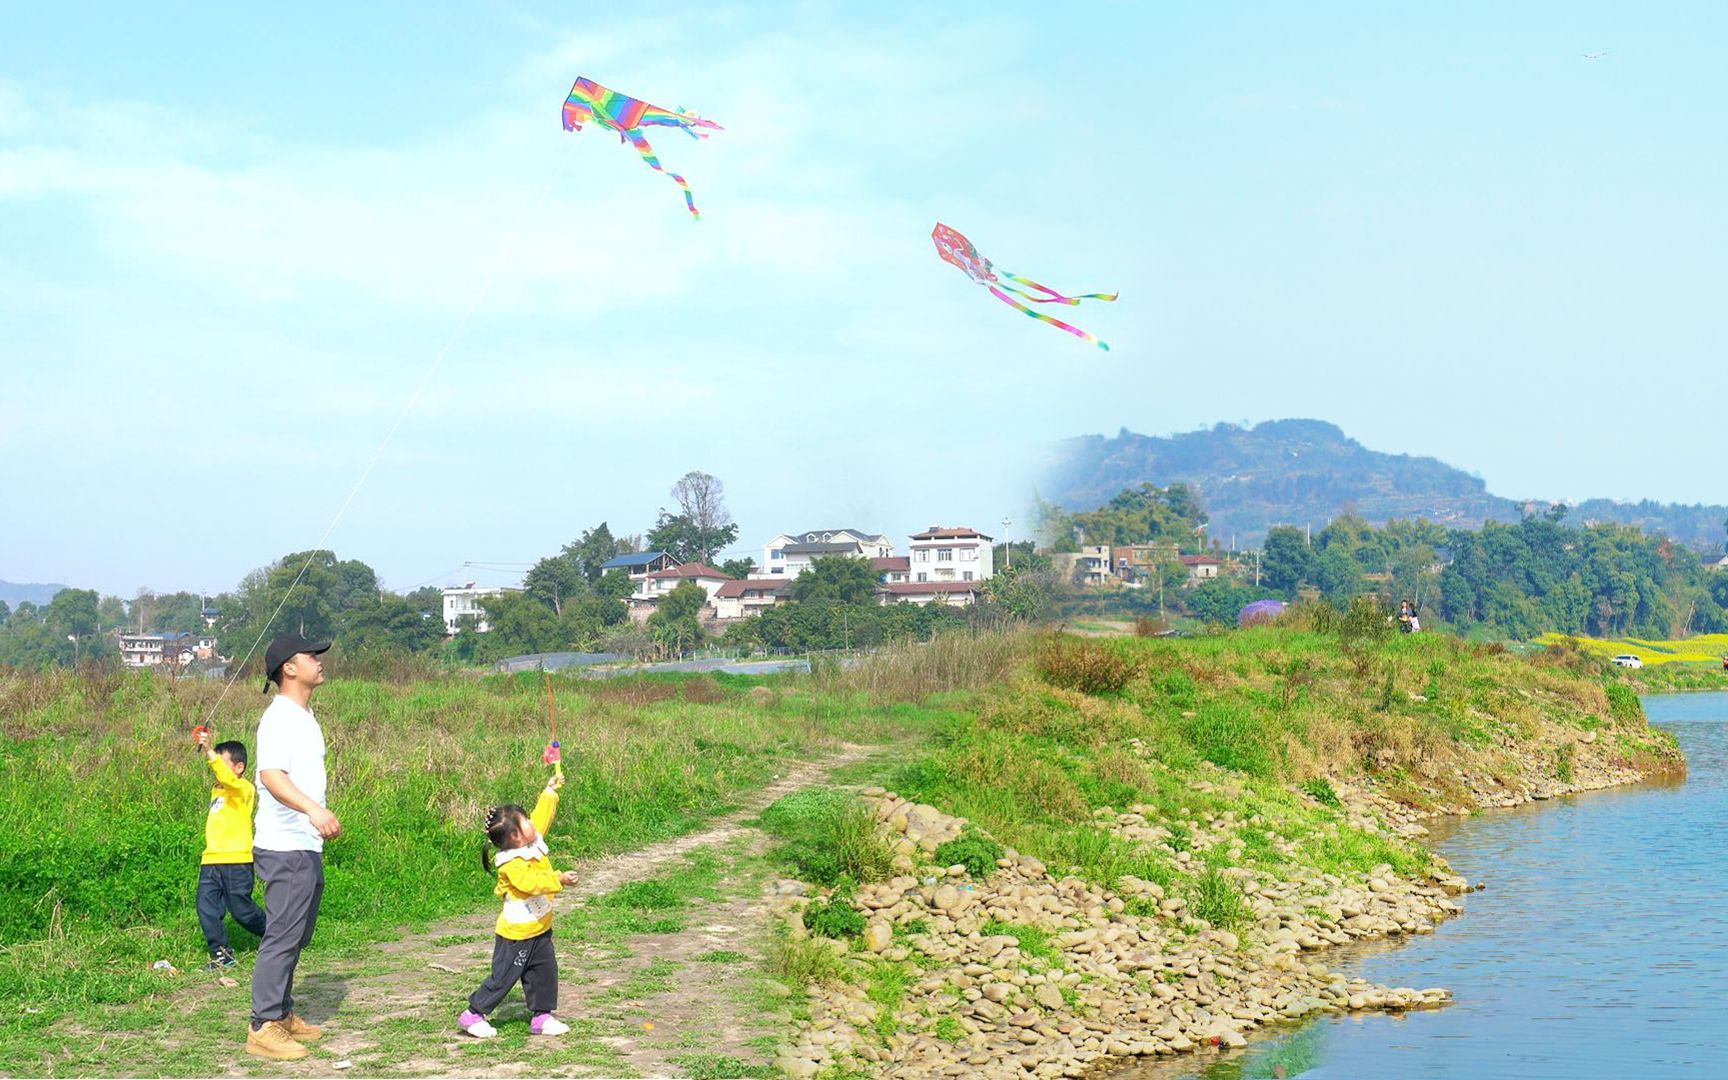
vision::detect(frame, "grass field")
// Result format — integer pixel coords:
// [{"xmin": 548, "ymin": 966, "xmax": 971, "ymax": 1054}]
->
[
  {"xmin": 0, "ymin": 661, "xmax": 963, "ymax": 1050},
  {"xmin": 0, "ymin": 625, "xmax": 1684, "ymax": 1075}
]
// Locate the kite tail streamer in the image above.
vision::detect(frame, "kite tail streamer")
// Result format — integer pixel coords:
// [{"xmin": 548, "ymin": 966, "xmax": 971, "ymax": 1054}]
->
[
  {"xmin": 624, "ymin": 129, "xmax": 701, "ymax": 219},
  {"xmin": 987, "ymin": 284, "xmax": 1110, "ymax": 350},
  {"xmin": 997, "ymin": 269, "xmax": 1119, "ymax": 306}
]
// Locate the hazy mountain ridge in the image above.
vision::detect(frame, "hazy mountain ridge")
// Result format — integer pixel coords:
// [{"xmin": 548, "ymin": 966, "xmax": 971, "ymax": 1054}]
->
[
  {"xmin": 1046, "ymin": 420, "xmax": 1727, "ymax": 551},
  {"xmin": 0, "ymin": 580, "xmax": 69, "ymax": 608}
]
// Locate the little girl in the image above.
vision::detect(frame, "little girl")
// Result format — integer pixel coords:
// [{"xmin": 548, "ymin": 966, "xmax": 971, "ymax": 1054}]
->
[{"xmin": 458, "ymin": 770, "xmax": 579, "ymax": 1039}]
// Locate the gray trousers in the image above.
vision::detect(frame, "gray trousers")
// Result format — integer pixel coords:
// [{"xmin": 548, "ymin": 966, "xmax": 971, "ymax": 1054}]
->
[
  {"xmin": 468, "ymin": 931, "xmax": 558, "ymax": 1016},
  {"xmin": 251, "ymin": 848, "xmax": 324, "ymax": 1026}
]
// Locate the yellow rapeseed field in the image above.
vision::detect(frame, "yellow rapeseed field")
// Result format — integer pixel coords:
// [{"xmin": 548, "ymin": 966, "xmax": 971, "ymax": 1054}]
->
[{"xmin": 1534, "ymin": 632, "xmax": 1728, "ymax": 665}]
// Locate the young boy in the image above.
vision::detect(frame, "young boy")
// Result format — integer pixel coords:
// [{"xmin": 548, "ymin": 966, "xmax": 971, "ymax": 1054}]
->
[{"xmin": 196, "ymin": 730, "xmax": 267, "ymax": 970}]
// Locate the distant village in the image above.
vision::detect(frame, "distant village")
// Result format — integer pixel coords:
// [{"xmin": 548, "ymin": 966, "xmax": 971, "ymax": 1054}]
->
[
  {"xmin": 441, "ymin": 525, "xmax": 1004, "ymax": 635},
  {"xmin": 106, "ymin": 523, "xmax": 1259, "ymax": 670}
]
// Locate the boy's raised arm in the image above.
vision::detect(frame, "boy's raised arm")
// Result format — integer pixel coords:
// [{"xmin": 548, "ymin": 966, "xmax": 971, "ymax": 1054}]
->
[{"xmin": 208, "ymin": 753, "xmax": 246, "ymax": 791}]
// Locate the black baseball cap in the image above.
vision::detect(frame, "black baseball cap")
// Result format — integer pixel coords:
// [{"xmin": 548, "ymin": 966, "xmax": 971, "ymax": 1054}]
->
[{"xmin": 263, "ymin": 633, "xmax": 331, "ymax": 692}]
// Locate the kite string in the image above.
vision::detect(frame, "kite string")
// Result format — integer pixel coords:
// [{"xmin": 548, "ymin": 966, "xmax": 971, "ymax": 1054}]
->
[{"xmin": 198, "ymin": 166, "xmax": 567, "ymax": 725}]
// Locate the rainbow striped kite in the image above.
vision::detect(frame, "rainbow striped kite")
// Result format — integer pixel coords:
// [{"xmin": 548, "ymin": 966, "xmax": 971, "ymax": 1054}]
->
[
  {"xmin": 562, "ymin": 77, "xmax": 722, "ymax": 219},
  {"xmin": 932, "ymin": 223, "xmax": 1118, "ymax": 350}
]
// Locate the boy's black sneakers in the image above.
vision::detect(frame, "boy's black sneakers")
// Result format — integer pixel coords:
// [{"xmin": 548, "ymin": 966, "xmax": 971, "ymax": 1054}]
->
[{"xmin": 202, "ymin": 947, "xmax": 237, "ymax": 971}]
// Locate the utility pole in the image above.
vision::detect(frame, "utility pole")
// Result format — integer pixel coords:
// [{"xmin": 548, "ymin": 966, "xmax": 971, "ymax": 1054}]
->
[
  {"xmin": 1001, "ymin": 517, "xmax": 1013, "ymax": 570},
  {"xmin": 1255, "ymin": 549, "xmax": 1261, "ymax": 587}
]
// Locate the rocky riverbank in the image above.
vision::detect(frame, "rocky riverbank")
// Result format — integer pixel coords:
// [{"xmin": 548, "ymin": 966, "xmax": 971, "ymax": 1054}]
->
[{"xmin": 772, "ymin": 729, "xmax": 1677, "ymax": 1080}]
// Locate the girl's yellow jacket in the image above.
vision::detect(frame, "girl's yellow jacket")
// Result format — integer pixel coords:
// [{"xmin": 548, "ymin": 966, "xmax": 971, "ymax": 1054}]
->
[{"xmin": 491, "ymin": 789, "xmax": 562, "ymax": 940}]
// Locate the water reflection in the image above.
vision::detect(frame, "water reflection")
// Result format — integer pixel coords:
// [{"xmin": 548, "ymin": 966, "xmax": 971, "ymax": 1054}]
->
[{"xmin": 1109, "ymin": 692, "xmax": 1728, "ymax": 1080}]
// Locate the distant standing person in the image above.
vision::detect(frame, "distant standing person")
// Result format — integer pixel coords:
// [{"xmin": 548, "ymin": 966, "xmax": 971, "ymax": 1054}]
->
[{"xmin": 246, "ymin": 634, "xmax": 338, "ymax": 1062}]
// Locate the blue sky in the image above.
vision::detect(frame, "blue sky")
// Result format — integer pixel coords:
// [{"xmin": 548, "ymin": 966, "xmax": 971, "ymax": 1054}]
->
[{"xmin": 2, "ymin": 2, "xmax": 1723, "ymax": 597}]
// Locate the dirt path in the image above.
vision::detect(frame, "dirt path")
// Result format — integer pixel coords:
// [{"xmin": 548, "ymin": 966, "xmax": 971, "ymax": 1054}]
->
[{"xmin": 199, "ymin": 745, "xmax": 876, "ymax": 1079}]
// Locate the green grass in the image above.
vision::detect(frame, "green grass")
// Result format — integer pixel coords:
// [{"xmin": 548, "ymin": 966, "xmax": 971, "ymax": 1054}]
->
[
  {"xmin": 672, "ymin": 1052, "xmax": 779, "ymax": 1079},
  {"xmin": 0, "ymin": 665, "xmax": 953, "ymax": 1047},
  {"xmin": 695, "ymin": 949, "xmax": 750, "ymax": 964},
  {"xmin": 757, "ymin": 787, "xmax": 892, "ymax": 887},
  {"xmin": 979, "ymin": 921, "xmax": 1059, "ymax": 966}
]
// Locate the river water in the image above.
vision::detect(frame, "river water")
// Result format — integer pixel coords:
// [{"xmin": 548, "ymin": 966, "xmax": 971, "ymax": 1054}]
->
[{"xmin": 1115, "ymin": 691, "xmax": 1728, "ymax": 1080}]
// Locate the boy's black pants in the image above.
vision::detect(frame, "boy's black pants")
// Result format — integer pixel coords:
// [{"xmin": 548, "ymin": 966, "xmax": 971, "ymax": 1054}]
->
[
  {"xmin": 468, "ymin": 931, "xmax": 558, "ymax": 1016},
  {"xmin": 195, "ymin": 863, "xmax": 266, "ymax": 953}
]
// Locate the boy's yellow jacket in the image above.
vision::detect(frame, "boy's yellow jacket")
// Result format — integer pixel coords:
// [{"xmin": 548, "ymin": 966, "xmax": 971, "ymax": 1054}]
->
[
  {"xmin": 201, "ymin": 754, "xmax": 256, "ymax": 865},
  {"xmin": 491, "ymin": 789, "xmax": 563, "ymax": 940}
]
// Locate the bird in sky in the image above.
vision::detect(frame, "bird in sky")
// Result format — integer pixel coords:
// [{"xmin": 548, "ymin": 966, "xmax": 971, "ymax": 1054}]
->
[{"xmin": 1581, "ymin": 51, "xmax": 1609, "ymax": 60}]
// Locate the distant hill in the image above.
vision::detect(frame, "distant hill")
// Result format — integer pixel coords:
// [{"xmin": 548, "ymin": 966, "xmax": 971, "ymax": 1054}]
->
[
  {"xmin": 0, "ymin": 580, "xmax": 68, "ymax": 608},
  {"xmin": 1045, "ymin": 420, "xmax": 1728, "ymax": 551}
]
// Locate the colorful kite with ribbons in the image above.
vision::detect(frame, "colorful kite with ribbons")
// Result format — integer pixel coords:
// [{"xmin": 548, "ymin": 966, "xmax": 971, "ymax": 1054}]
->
[
  {"xmin": 562, "ymin": 76, "xmax": 722, "ymax": 219},
  {"xmin": 931, "ymin": 223, "xmax": 1118, "ymax": 349}
]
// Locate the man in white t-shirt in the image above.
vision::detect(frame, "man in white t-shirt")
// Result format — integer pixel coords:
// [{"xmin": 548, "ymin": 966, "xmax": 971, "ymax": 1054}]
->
[{"xmin": 245, "ymin": 633, "xmax": 340, "ymax": 1062}]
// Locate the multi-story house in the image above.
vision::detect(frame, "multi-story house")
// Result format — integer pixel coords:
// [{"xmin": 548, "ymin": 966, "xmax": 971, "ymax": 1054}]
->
[
  {"xmin": 442, "ymin": 583, "xmax": 521, "ymax": 634},
  {"xmin": 757, "ymin": 529, "xmax": 894, "ymax": 578},
  {"xmin": 625, "ymin": 564, "xmax": 734, "ymax": 621}
]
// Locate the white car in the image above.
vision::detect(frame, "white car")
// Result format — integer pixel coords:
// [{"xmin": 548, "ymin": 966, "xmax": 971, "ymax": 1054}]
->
[{"xmin": 1610, "ymin": 654, "xmax": 1643, "ymax": 669}]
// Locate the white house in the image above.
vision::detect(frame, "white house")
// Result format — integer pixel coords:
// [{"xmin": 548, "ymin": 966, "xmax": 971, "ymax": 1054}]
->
[
  {"xmin": 711, "ymin": 578, "xmax": 793, "ymax": 620},
  {"xmin": 758, "ymin": 529, "xmax": 894, "ymax": 578},
  {"xmin": 442, "ymin": 583, "xmax": 520, "ymax": 634},
  {"xmin": 1178, "ymin": 555, "xmax": 1223, "ymax": 583},
  {"xmin": 118, "ymin": 630, "xmax": 214, "ymax": 668},
  {"xmin": 907, "ymin": 526, "xmax": 994, "ymax": 586},
  {"xmin": 626, "ymin": 563, "xmax": 734, "ymax": 621}
]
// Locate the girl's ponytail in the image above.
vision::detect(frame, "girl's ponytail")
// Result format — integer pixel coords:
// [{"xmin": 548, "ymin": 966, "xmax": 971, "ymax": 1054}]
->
[{"xmin": 480, "ymin": 804, "xmax": 526, "ymax": 874}]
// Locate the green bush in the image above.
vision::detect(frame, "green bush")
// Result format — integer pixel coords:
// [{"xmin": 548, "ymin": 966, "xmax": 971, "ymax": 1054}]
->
[
  {"xmin": 933, "ymin": 832, "xmax": 1004, "ymax": 877},
  {"xmin": 1300, "ymin": 777, "xmax": 1341, "ymax": 808},
  {"xmin": 759, "ymin": 787, "xmax": 891, "ymax": 887},
  {"xmin": 1604, "ymin": 682, "xmax": 1645, "ymax": 725},
  {"xmin": 804, "ymin": 894, "xmax": 866, "ymax": 940},
  {"xmin": 1189, "ymin": 869, "xmax": 1250, "ymax": 930}
]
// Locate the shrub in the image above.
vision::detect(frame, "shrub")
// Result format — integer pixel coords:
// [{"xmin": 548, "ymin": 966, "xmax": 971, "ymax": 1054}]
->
[
  {"xmin": 804, "ymin": 894, "xmax": 866, "ymax": 940},
  {"xmin": 1604, "ymin": 682, "xmax": 1644, "ymax": 726},
  {"xmin": 1300, "ymin": 777, "xmax": 1341, "ymax": 808},
  {"xmin": 1188, "ymin": 869, "xmax": 1250, "ymax": 930},
  {"xmin": 760, "ymin": 788, "xmax": 892, "ymax": 887},
  {"xmin": 1034, "ymin": 635, "xmax": 1133, "ymax": 695},
  {"xmin": 768, "ymin": 930, "xmax": 849, "ymax": 988},
  {"xmin": 934, "ymin": 832, "xmax": 1004, "ymax": 877}
]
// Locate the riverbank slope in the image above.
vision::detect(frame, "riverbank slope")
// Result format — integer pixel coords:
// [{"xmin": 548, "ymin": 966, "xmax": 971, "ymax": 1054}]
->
[{"xmin": 767, "ymin": 627, "xmax": 1681, "ymax": 1078}]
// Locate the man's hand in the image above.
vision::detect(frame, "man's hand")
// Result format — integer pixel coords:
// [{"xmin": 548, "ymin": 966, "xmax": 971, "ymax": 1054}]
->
[
  {"xmin": 559, "ymin": 871, "xmax": 579, "ymax": 886},
  {"xmin": 308, "ymin": 806, "xmax": 342, "ymax": 839}
]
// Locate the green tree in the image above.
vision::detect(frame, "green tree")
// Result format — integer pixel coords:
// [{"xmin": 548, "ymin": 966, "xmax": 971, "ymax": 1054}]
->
[
  {"xmin": 96, "ymin": 595, "xmax": 127, "ymax": 632},
  {"xmin": 647, "ymin": 511, "xmax": 738, "ymax": 566},
  {"xmin": 719, "ymin": 557, "xmax": 755, "ymax": 580},
  {"xmin": 1260, "ymin": 527, "xmax": 1313, "ymax": 596},
  {"xmin": 646, "ymin": 581, "xmax": 708, "ymax": 654},
  {"xmin": 46, "ymin": 588, "xmax": 99, "ymax": 638},
  {"xmin": 341, "ymin": 594, "xmax": 443, "ymax": 655},
  {"xmin": 791, "ymin": 556, "xmax": 878, "ymax": 606}
]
